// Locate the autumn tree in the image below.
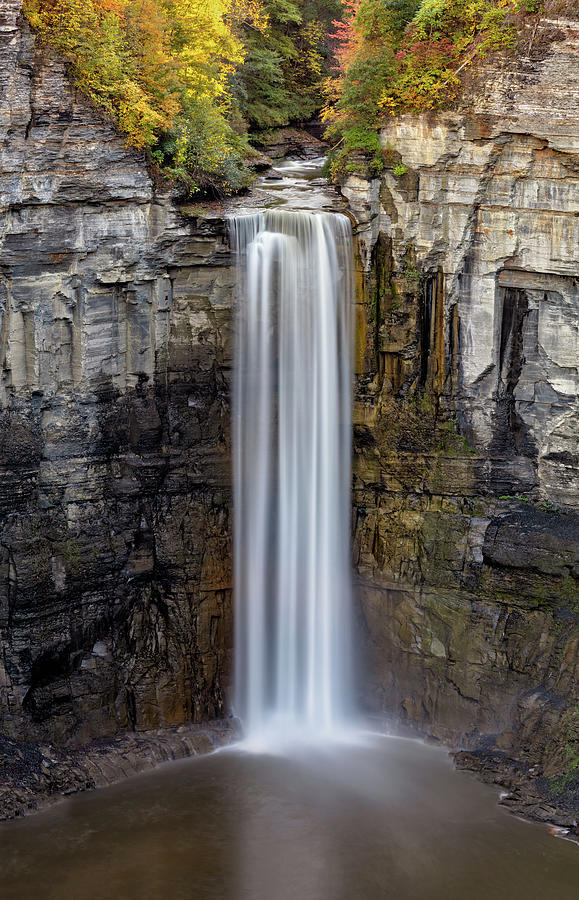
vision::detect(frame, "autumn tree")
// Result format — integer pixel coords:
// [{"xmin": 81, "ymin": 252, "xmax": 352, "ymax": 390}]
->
[
  {"xmin": 323, "ymin": 0, "xmax": 537, "ymax": 180},
  {"xmin": 24, "ymin": 0, "xmax": 264, "ymax": 194}
]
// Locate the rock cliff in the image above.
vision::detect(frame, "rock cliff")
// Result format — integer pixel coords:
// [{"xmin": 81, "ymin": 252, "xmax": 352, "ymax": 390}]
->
[
  {"xmin": 344, "ymin": 18, "xmax": 579, "ymax": 819},
  {"xmin": 0, "ymin": 0, "xmax": 234, "ymax": 746},
  {"xmin": 0, "ymin": 0, "xmax": 577, "ymax": 826}
]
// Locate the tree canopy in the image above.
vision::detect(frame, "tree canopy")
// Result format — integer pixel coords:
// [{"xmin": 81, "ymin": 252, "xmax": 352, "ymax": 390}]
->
[
  {"xmin": 322, "ymin": 0, "xmax": 561, "ymax": 178},
  {"xmin": 24, "ymin": 0, "xmax": 564, "ymax": 193}
]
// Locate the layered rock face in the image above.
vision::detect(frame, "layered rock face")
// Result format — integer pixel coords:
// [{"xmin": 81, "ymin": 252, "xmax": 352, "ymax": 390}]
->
[
  {"xmin": 0, "ymin": 1, "xmax": 234, "ymax": 744},
  {"xmin": 1, "ymin": 0, "xmax": 578, "ymax": 825},
  {"xmin": 345, "ymin": 20, "xmax": 579, "ymax": 797}
]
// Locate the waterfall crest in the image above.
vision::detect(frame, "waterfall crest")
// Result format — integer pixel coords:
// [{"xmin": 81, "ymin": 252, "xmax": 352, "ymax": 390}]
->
[{"xmin": 231, "ymin": 209, "xmax": 354, "ymax": 746}]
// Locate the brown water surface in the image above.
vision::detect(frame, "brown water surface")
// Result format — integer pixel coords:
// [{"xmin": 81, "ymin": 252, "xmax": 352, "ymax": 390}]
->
[{"xmin": 0, "ymin": 734, "xmax": 577, "ymax": 900}]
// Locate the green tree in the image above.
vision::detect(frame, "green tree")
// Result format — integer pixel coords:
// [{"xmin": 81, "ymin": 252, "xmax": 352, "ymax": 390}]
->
[{"xmin": 233, "ymin": 0, "xmax": 341, "ymax": 130}]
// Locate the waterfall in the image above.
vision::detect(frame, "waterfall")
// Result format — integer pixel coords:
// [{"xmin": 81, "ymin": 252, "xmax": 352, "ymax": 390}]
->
[{"xmin": 230, "ymin": 209, "xmax": 354, "ymax": 746}]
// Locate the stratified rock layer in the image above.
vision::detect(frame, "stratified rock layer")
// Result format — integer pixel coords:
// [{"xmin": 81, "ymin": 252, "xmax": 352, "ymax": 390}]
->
[
  {"xmin": 0, "ymin": 0, "xmax": 577, "ymax": 825},
  {"xmin": 0, "ymin": 0, "xmax": 234, "ymax": 744},
  {"xmin": 0, "ymin": 720, "xmax": 238, "ymax": 820},
  {"xmin": 344, "ymin": 19, "xmax": 579, "ymax": 809}
]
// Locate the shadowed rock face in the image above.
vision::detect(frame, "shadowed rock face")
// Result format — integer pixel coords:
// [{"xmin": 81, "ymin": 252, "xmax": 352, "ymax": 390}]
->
[
  {"xmin": 346, "ymin": 19, "xmax": 579, "ymax": 800},
  {"xmin": 0, "ymin": 1, "xmax": 234, "ymax": 744}
]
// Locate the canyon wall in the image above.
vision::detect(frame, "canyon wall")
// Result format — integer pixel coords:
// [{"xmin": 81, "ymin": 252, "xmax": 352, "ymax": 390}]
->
[
  {"xmin": 0, "ymin": 0, "xmax": 234, "ymax": 744},
  {"xmin": 344, "ymin": 18, "xmax": 579, "ymax": 800},
  {"xmin": 0, "ymin": 0, "xmax": 578, "ymax": 821}
]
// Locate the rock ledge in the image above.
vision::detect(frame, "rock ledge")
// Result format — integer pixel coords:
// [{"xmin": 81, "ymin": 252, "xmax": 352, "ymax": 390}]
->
[{"xmin": 0, "ymin": 719, "xmax": 239, "ymax": 821}]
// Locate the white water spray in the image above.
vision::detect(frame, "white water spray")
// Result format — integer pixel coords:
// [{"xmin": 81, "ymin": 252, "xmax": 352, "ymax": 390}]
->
[{"xmin": 231, "ymin": 209, "xmax": 354, "ymax": 746}]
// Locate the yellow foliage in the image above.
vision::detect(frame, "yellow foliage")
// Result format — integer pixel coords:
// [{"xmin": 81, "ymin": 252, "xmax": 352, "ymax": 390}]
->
[
  {"xmin": 23, "ymin": 0, "xmax": 264, "ymax": 151},
  {"xmin": 164, "ymin": 0, "xmax": 245, "ymax": 104}
]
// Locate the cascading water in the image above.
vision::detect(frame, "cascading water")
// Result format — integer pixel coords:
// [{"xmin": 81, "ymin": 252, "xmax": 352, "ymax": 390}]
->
[{"xmin": 230, "ymin": 209, "xmax": 354, "ymax": 746}]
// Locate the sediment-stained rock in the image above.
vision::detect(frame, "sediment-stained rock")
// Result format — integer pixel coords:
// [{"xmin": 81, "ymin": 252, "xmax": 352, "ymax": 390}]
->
[
  {"xmin": 346, "ymin": 19, "xmax": 579, "ymax": 814},
  {"xmin": 346, "ymin": 20, "xmax": 579, "ymax": 505}
]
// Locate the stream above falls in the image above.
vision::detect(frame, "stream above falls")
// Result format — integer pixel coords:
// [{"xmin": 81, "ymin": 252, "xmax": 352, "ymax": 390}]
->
[{"xmin": 231, "ymin": 155, "xmax": 348, "ymax": 213}]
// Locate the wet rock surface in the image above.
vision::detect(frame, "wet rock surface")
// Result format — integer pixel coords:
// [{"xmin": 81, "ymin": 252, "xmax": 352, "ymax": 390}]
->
[
  {"xmin": 251, "ymin": 127, "xmax": 327, "ymax": 161},
  {"xmin": 348, "ymin": 18, "xmax": 579, "ymax": 824},
  {"xmin": 0, "ymin": 719, "xmax": 238, "ymax": 820},
  {"xmin": 453, "ymin": 747, "xmax": 579, "ymax": 836}
]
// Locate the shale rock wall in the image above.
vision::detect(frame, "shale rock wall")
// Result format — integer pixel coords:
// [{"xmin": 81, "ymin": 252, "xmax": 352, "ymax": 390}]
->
[
  {"xmin": 0, "ymin": 0, "xmax": 234, "ymax": 745},
  {"xmin": 1, "ymin": 0, "xmax": 578, "ymax": 822},
  {"xmin": 344, "ymin": 20, "xmax": 579, "ymax": 794}
]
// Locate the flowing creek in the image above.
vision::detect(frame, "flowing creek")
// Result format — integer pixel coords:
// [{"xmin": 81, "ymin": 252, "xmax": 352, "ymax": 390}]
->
[{"xmin": 1, "ymin": 156, "xmax": 577, "ymax": 898}]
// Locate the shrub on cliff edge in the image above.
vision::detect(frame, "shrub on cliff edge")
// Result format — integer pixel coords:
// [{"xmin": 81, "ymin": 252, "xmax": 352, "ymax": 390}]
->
[
  {"xmin": 323, "ymin": 0, "xmax": 556, "ymax": 178},
  {"xmin": 23, "ymin": 0, "xmax": 262, "ymax": 196}
]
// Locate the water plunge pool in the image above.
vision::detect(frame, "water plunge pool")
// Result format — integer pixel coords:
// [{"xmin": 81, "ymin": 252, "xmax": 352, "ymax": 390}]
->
[{"xmin": 1, "ymin": 734, "xmax": 577, "ymax": 899}]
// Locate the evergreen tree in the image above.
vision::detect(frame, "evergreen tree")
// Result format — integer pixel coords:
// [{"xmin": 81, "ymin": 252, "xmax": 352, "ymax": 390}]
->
[{"xmin": 233, "ymin": 0, "xmax": 341, "ymax": 130}]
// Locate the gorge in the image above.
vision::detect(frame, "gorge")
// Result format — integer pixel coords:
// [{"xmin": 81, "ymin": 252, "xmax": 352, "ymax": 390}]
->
[{"xmin": 0, "ymin": 0, "xmax": 578, "ymax": 887}]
